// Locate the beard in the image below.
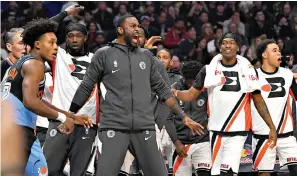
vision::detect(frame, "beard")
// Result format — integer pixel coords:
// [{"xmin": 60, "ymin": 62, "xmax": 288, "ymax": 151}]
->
[{"xmin": 123, "ymin": 29, "xmax": 138, "ymax": 48}]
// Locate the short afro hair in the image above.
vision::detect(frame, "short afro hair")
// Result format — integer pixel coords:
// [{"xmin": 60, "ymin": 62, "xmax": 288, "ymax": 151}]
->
[
  {"xmin": 256, "ymin": 39, "xmax": 276, "ymax": 63},
  {"xmin": 22, "ymin": 18, "xmax": 58, "ymax": 49},
  {"xmin": 116, "ymin": 14, "xmax": 135, "ymax": 29},
  {"xmin": 157, "ymin": 49, "xmax": 172, "ymax": 59},
  {"xmin": 181, "ymin": 61, "xmax": 203, "ymax": 80}
]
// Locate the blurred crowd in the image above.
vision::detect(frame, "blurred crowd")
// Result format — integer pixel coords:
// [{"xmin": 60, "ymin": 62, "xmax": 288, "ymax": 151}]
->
[{"xmin": 1, "ymin": 1, "xmax": 297, "ymax": 69}]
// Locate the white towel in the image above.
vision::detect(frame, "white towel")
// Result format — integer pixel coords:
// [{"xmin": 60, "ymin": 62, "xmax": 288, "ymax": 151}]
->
[{"xmin": 204, "ymin": 54, "xmax": 260, "ymax": 93}]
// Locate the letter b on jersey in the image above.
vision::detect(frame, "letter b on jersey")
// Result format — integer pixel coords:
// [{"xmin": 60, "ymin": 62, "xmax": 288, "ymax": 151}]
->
[
  {"xmin": 263, "ymin": 77, "xmax": 286, "ymax": 98},
  {"xmin": 220, "ymin": 71, "xmax": 241, "ymax": 92}
]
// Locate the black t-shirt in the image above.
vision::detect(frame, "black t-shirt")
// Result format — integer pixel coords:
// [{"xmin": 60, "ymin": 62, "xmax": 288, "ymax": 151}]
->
[{"xmin": 1, "ymin": 59, "xmax": 11, "ymax": 82}]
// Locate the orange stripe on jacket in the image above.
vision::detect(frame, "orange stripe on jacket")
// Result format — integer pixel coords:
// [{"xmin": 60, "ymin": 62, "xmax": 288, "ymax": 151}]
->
[{"xmin": 253, "ymin": 141, "xmax": 270, "ymax": 170}]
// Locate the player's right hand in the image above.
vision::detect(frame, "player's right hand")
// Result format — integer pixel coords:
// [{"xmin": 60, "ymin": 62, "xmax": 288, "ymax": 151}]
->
[
  {"xmin": 174, "ymin": 140, "xmax": 188, "ymax": 158},
  {"xmin": 182, "ymin": 115, "xmax": 205, "ymax": 136},
  {"xmin": 71, "ymin": 114, "xmax": 93, "ymax": 128},
  {"xmin": 268, "ymin": 127, "xmax": 277, "ymax": 148},
  {"xmin": 57, "ymin": 117, "xmax": 74, "ymax": 135}
]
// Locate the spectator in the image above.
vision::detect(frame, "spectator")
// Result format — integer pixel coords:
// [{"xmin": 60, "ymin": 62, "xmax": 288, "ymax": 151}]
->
[
  {"xmin": 194, "ymin": 11, "xmax": 209, "ymax": 36},
  {"xmin": 275, "ymin": 16, "xmax": 292, "ymax": 39},
  {"xmin": 251, "ymin": 58, "xmax": 261, "ymax": 69},
  {"xmin": 151, "ymin": 11, "xmax": 168, "ymax": 37},
  {"xmin": 113, "ymin": 4, "xmax": 129, "ymax": 27},
  {"xmin": 223, "ymin": 11, "xmax": 245, "ymax": 36},
  {"xmin": 26, "ymin": 2, "xmax": 48, "ymax": 22},
  {"xmin": 276, "ymin": 37, "xmax": 286, "ymax": 53},
  {"xmin": 166, "ymin": 6, "xmax": 177, "ymax": 28},
  {"xmin": 291, "ymin": 14, "xmax": 297, "ymax": 37},
  {"xmin": 86, "ymin": 21, "xmax": 100, "ymax": 45},
  {"xmin": 143, "ymin": 2, "xmax": 158, "ymax": 24},
  {"xmin": 200, "ymin": 23, "xmax": 213, "ymax": 43},
  {"xmin": 207, "ymin": 25, "xmax": 223, "ymax": 57},
  {"xmin": 209, "ymin": 2, "xmax": 228, "ymax": 26},
  {"xmin": 192, "ymin": 37, "xmax": 210, "ymax": 65},
  {"xmin": 91, "ymin": 31, "xmax": 106, "ymax": 53},
  {"xmin": 225, "ymin": 1, "xmax": 238, "ymax": 19},
  {"xmin": 179, "ymin": 1, "xmax": 192, "ymax": 19},
  {"xmin": 178, "ymin": 26, "xmax": 197, "ymax": 61},
  {"xmin": 78, "ymin": 11, "xmax": 94, "ymax": 26},
  {"xmin": 171, "ymin": 55, "xmax": 181, "ymax": 70},
  {"xmin": 250, "ymin": 10, "xmax": 275, "ymax": 38},
  {"xmin": 164, "ymin": 17, "xmax": 188, "ymax": 49},
  {"xmin": 228, "ymin": 23, "xmax": 248, "ymax": 46},
  {"xmin": 240, "ymin": 45, "xmax": 253, "ymax": 61},
  {"xmin": 1, "ymin": 2, "xmax": 24, "ymax": 27},
  {"xmin": 187, "ymin": 2, "xmax": 204, "ymax": 25},
  {"xmin": 93, "ymin": 2, "xmax": 114, "ymax": 31},
  {"xmin": 140, "ymin": 15, "xmax": 159, "ymax": 36},
  {"xmin": 250, "ymin": 36, "xmax": 263, "ymax": 60}
]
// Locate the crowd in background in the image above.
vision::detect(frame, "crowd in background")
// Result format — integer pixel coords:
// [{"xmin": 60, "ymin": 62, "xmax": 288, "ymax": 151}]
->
[{"xmin": 1, "ymin": 1, "xmax": 297, "ymax": 69}]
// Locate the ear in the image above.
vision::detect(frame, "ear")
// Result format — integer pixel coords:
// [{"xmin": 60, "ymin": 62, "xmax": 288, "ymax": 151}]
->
[
  {"xmin": 84, "ymin": 37, "xmax": 87, "ymax": 42},
  {"xmin": 34, "ymin": 41, "xmax": 40, "ymax": 50},
  {"xmin": 117, "ymin": 27, "xmax": 123, "ymax": 35},
  {"xmin": 262, "ymin": 52, "xmax": 267, "ymax": 59},
  {"xmin": 6, "ymin": 43, "xmax": 12, "ymax": 52},
  {"xmin": 170, "ymin": 59, "xmax": 173, "ymax": 66}
]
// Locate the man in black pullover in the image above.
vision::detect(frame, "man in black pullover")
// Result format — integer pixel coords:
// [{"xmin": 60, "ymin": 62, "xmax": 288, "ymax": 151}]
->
[
  {"xmin": 169, "ymin": 61, "xmax": 211, "ymax": 176},
  {"xmin": 69, "ymin": 14, "xmax": 204, "ymax": 176}
]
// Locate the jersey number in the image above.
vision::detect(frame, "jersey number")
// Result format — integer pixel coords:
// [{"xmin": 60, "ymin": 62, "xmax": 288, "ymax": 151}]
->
[
  {"xmin": 71, "ymin": 59, "xmax": 90, "ymax": 80},
  {"xmin": 220, "ymin": 71, "xmax": 241, "ymax": 92},
  {"xmin": 1, "ymin": 82, "xmax": 11, "ymax": 100},
  {"xmin": 266, "ymin": 77, "xmax": 286, "ymax": 98}
]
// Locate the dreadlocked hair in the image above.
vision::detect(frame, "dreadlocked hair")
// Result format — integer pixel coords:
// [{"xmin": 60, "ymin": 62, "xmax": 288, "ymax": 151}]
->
[
  {"xmin": 181, "ymin": 61, "xmax": 204, "ymax": 80},
  {"xmin": 22, "ymin": 18, "xmax": 58, "ymax": 48}
]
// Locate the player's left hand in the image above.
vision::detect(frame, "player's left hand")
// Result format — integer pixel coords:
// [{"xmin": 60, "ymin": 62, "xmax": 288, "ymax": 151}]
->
[
  {"xmin": 182, "ymin": 114, "xmax": 205, "ymax": 135},
  {"xmin": 174, "ymin": 140, "xmax": 188, "ymax": 158},
  {"xmin": 65, "ymin": 4, "xmax": 84, "ymax": 16},
  {"xmin": 144, "ymin": 36, "xmax": 162, "ymax": 49},
  {"xmin": 70, "ymin": 114, "xmax": 93, "ymax": 128},
  {"xmin": 268, "ymin": 127, "xmax": 277, "ymax": 148}
]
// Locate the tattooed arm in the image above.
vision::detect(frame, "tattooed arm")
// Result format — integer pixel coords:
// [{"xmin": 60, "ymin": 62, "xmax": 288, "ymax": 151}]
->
[
  {"xmin": 165, "ymin": 97, "xmax": 205, "ymax": 135},
  {"xmin": 252, "ymin": 93, "xmax": 277, "ymax": 147}
]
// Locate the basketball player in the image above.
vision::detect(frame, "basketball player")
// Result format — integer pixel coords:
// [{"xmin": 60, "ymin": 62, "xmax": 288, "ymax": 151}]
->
[
  {"xmin": 69, "ymin": 14, "xmax": 203, "ymax": 176},
  {"xmin": 43, "ymin": 21, "xmax": 99, "ymax": 176},
  {"xmin": 252, "ymin": 39, "xmax": 297, "ymax": 176},
  {"xmin": 170, "ymin": 61, "xmax": 211, "ymax": 176},
  {"xmin": 172, "ymin": 33, "xmax": 277, "ymax": 176},
  {"xmin": 1, "ymin": 18, "xmax": 91, "ymax": 174}
]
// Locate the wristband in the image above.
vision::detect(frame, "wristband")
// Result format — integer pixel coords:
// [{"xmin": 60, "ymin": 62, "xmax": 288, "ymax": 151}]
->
[
  {"xmin": 179, "ymin": 110, "xmax": 185, "ymax": 117},
  {"xmin": 57, "ymin": 112, "xmax": 67, "ymax": 123}
]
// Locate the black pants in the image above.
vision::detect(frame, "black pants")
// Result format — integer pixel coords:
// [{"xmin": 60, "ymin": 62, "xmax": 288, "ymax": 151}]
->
[
  {"xmin": 43, "ymin": 121, "xmax": 97, "ymax": 176},
  {"xmin": 97, "ymin": 130, "xmax": 168, "ymax": 176},
  {"xmin": 36, "ymin": 126, "xmax": 48, "ymax": 147}
]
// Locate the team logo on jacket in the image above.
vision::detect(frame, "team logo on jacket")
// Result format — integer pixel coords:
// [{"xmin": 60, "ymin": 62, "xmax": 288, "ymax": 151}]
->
[
  {"xmin": 114, "ymin": 60, "xmax": 118, "ymax": 67},
  {"xmin": 197, "ymin": 99, "xmax": 205, "ymax": 106},
  {"xmin": 139, "ymin": 61, "xmax": 146, "ymax": 70},
  {"xmin": 107, "ymin": 130, "xmax": 115, "ymax": 138},
  {"xmin": 50, "ymin": 129, "xmax": 57, "ymax": 137}
]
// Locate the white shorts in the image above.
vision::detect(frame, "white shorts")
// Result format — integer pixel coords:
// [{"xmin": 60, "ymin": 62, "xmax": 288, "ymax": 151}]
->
[
  {"xmin": 210, "ymin": 131, "xmax": 247, "ymax": 175},
  {"xmin": 253, "ymin": 135, "xmax": 297, "ymax": 172},
  {"xmin": 173, "ymin": 142, "xmax": 212, "ymax": 176}
]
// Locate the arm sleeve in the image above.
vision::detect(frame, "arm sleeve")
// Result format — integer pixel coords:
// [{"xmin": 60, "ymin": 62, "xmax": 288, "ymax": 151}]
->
[
  {"xmin": 165, "ymin": 113, "xmax": 179, "ymax": 143},
  {"xmin": 290, "ymin": 77, "xmax": 297, "ymax": 100},
  {"xmin": 193, "ymin": 66, "xmax": 206, "ymax": 90},
  {"xmin": 50, "ymin": 11, "xmax": 68, "ymax": 23},
  {"xmin": 148, "ymin": 51, "xmax": 173, "ymax": 102},
  {"xmin": 69, "ymin": 50, "xmax": 105, "ymax": 112}
]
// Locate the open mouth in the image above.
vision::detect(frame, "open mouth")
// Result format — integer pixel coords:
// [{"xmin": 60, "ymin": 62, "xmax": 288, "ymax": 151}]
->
[
  {"xmin": 278, "ymin": 58, "xmax": 282, "ymax": 63},
  {"xmin": 52, "ymin": 53, "xmax": 57, "ymax": 59},
  {"xmin": 132, "ymin": 34, "xmax": 139, "ymax": 44}
]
